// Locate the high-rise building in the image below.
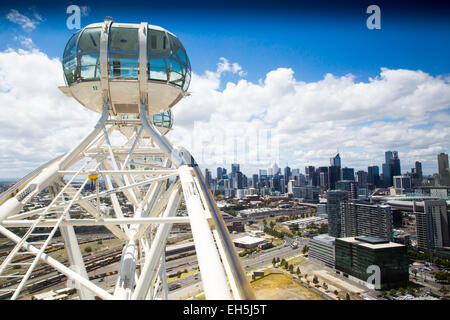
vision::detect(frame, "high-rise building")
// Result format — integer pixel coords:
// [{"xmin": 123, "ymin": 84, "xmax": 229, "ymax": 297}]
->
[
  {"xmin": 217, "ymin": 167, "xmax": 223, "ymax": 180},
  {"xmin": 252, "ymin": 174, "xmax": 259, "ymax": 189},
  {"xmin": 415, "ymin": 161, "xmax": 423, "ymax": 181},
  {"xmin": 391, "ymin": 151, "xmax": 401, "ymax": 178},
  {"xmin": 336, "ymin": 180, "xmax": 358, "ymax": 200},
  {"xmin": 382, "ymin": 151, "xmax": 401, "ymax": 187},
  {"xmin": 316, "ymin": 167, "xmax": 328, "ymax": 188},
  {"xmin": 330, "ymin": 153, "xmax": 341, "ymax": 168},
  {"xmin": 411, "ymin": 161, "xmax": 423, "ymax": 187},
  {"xmin": 341, "ymin": 167, "xmax": 355, "ymax": 181},
  {"xmin": 327, "ymin": 190, "xmax": 347, "ymax": 238},
  {"xmin": 437, "ymin": 153, "xmax": 450, "ymax": 186},
  {"xmin": 232, "ymin": 171, "xmax": 243, "ymax": 189},
  {"xmin": 205, "ymin": 168, "xmax": 212, "ymax": 187},
  {"xmin": 272, "ymin": 163, "xmax": 280, "ymax": 176},
  {"xmin": 319, "ymin": 171, "xmax": 328, "ymax": 189},
  {"xmin": 415, "ymin": 200, "xmax": 450, "ymax": 251},
  {"xmin": 393, "ymin": 175, "xmax": 412, "ymax": 191},
  {"xmin": 284, "ymin": 165, "xmax": 291, "ymax": 183},
  {"xmin": 328, "ymin": 165, "xmax": 340, "ymax": 190},
  {"xmin": 367, "ymin": 165, "xmax": 380, "ymax": 189},
  {"xmin": 340, "ymin": 202, "xmax": 393, "ymax": 240},
  {"xmin": 382, "ymin": 162, "xmax": 391, "ymax": 188},
  {"xmin": 356, "ymin": 170, "xmax": 368, "ymax": 189},
  {"xmin": 305, "ymin": 166, "xmax": 316, "ymax": 186},
  {"xmin": 231, "ymin": 163, "xmax": 240, "ymax": 174}
]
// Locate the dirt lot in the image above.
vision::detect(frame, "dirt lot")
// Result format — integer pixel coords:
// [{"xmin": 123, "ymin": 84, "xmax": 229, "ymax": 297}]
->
[{"xmin": 251, "ymin": 272, "xmax": 324, "ymax": 300}]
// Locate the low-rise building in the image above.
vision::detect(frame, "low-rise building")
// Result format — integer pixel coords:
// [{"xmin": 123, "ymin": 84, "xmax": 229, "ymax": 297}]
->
[
  {"xmin": 233, "ymin": 236, "xmax": 266, "ymax": 248},
  {"xmin": 309, "ymin": 234, "xmax": 336, "ymax": 268}
]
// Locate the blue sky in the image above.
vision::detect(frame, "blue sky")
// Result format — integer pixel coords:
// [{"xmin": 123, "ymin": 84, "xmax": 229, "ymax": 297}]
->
[
  {"xmin": 1, "ymin": 0, "xmax": 449, "ymax": 83},
  {"xmin": 0, "ymin": 0, "xmax": 449, "ymax": 178}
]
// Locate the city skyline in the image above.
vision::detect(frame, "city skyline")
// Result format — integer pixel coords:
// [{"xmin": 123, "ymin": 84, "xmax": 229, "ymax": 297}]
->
[
  {"xmin": 0, "ymin": 1, "xmax": 448, "ymax": 180},
  {"xmin": 201, "ymin": 151, "xmax": 448, "ymax": 180}
]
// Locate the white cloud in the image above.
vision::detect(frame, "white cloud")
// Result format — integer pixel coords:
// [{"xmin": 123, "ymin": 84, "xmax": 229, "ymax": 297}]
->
[
  {"xmin": 0, "ymin": 48, "xmax": 97, "ymax": 178},
  {"xmin": 13, "ymin": 36, "xmax": 35, "ymax": 50},
  {"xmin": 6, "ymin": 9, "xmax": 42, "ymax": 32},
  {"xmin": 80, "ymin": 6, "xmax": 91, "ymax": 17},
  {"xmin": 0, "ymin": 46, "xmax": 448, "ymax": 179},
  {"xmin": 169, "ymin": 63, "xmax": 450, "ymax": 176}
]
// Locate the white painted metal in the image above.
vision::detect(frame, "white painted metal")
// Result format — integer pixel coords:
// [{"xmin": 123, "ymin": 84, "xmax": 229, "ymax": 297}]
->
[{"xmin": 0, "ymin": 19, "xmax": 254, "ymax": 300}]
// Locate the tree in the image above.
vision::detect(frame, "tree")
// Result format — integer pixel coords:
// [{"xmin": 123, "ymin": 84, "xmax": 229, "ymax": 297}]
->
[
  {"xmin": 296, "ymin": 267, "xmax": 300, "ymax": 275},
  {"xmin": 97, "ymin": 239, "xmax": 103, "ymax": 245},
  {"xmin": 84, "ymin": 246, "xmax": 92, "ymax": 253},
  {"xmin": 390, "ymin": 288, "xmax": 397, "ymax": 296},
  {"xmin": 399, "ymin": 288, "xmax": 406, "ymax": 295},
  {"xmin": 302, "ymin": 245, "xmax": 309, "ymax": 254},
  {"xmin": 334, "ymin": 290, "xmax": 339, "ymax": 296},
  {"xmin": 313, "ymin": 275, "xmax": 319, "ymax": 284},
  {"xmin": 412, "ymin": 268, "xmax": 418, "ymax": 278},
  {"xmin": 323, "ymin": 282, "xmax": 328, "ymax": 290},
  {"xmin": 439, "ymin": 286, "xmax": 448, "ymax": 296},
  {"xmin": 272, "ymin": 258, "xmax": 277, "ymax": 266},
  {"xmin": 289, "ymin": 264, "xmax": 294, "ymax": 273},
  {"xmin": 345, "ymin": 293, "xmax": 350, "ymax": 300}
]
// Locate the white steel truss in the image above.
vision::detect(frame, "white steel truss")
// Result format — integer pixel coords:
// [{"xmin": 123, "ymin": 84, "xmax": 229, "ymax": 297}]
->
[{"xmin": 0, "ymin": 104, "xmax": 254, "ymax": 300}]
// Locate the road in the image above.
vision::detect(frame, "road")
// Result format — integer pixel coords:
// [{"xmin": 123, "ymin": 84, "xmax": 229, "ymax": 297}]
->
[{"xmin": 167, "ymin": 237, "xmax": 309, "ymax": 299}]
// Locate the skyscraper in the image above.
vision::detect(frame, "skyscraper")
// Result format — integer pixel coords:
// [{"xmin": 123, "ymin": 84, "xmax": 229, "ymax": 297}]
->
[
  {"xmin": 217, "ymin": 167, "xmax": 223, "ymax": 180},
  {"xmin": 383, "ymin": 151, "xmax": 401, "ymax": 187},
  {"xmin": 205, "ymin": 168, "xmax": 212, "ymax": 187},
  {"xmin": 368, "ymin": 165, "xmax": 380, "ymax": 189},
  {"xmin": 415, "ymin": 200, "xmax": 450, "ymax": 251},
  {"xmin": 327, "ymin": 190, "xmax": 347, "ymax": 238},
  {"xmin": 330, "ymin": 153, "xmax": 341, "ymax": 168},
  {"xmin": 272, "ymin": 163, "xmax": 280, "ymax": 176},
  {"xmin": 437, "ymin": 153, "xmax": 450, "ymax": 186},
  {"xmin": 284, "ymin": 165, "xmax": 291, "ymax": 182},
  {"xmin": 340, "ymin": 167, "xmax": 355, "ymax": 181},
  {"xmin": 391, "ymin": 151, "xmax": 401, "ymax": 178},
  {"xmin": 328, "ymin": 166, "xmax": 340, "ymax": 190},
  {"xmin": 355, "ymin": 170, "xmax": 368, "ymax": 189},
  {"xmin": 411, "ymin": 161, "xmax": 423, "ymax": 187},
  {"xmin": 305, "ymin": 166, "xmax": 316, "ymax": 186},
  {"xmin": 252, "ymin": 174, "xmax": 259, "ymax": 189},
  {"xmin": 415, "ymin": 161, "xmax": 423, "ymax": 181},
  {"xmin": 231, "ymin": 163, "xmax": 240, "ymax": 174}
]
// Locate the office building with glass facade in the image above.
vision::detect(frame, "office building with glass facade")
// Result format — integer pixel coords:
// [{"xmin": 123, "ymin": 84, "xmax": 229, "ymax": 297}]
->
[
  {"xmin": 335, "ymin": 236, "xmax": 409, "ymax": 290},
  {"xmin": 327, "ymin": 190, "xmax": 347, "ymax": 238}
]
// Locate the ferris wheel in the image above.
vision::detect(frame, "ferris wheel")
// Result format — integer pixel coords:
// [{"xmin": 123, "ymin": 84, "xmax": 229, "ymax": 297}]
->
[{"xmin": 0, "ymin": 19, "xmax": 254, "ymax": 300}]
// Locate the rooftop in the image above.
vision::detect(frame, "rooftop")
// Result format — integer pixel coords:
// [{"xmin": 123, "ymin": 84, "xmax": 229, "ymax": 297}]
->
[
  {"xmin": 338, "ymin": 237, "xmax": 405, "ymax": 249},
  {"xmin": 312, "ymin": 234, "xmax": 336, "ymax": 245}
]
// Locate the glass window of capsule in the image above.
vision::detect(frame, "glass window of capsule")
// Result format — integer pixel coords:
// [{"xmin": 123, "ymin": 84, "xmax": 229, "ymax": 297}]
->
[
  {"xmin": 152, "ymin": 110, "xmax": 173, "ymax": 129},
  {"xmin": 120, "ymin": 110, "xmax": 172, "ymax": 130},
  {"xmin": 63, "ymin": 25, "xmax": 191, "ymax": 92}
]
